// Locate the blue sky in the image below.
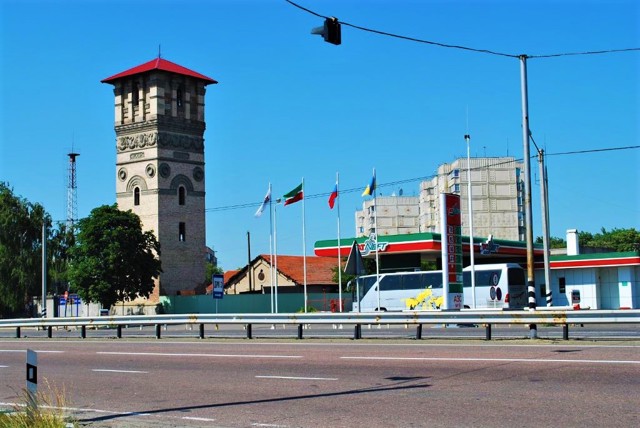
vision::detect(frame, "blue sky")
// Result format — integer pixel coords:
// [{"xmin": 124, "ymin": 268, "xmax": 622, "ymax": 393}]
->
[{"xmin": 1, "ymin": 0, "xmax": 638, "ymax": 270}]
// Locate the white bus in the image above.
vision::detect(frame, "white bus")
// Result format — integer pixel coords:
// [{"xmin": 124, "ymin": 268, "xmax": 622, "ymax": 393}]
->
[{"xmin": 351, "ymin": 263, "xmax": 527, "ymax": 312}]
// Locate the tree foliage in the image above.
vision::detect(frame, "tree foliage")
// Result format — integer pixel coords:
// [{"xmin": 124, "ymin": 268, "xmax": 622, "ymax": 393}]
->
[
  {"xmin": 535, "ymin": 235, "xmax": 567, "ymax": 249},
  {"xmin": 68, "ymin": 205, "xmax": 161, "ymax": 309},
  {"xmin": 205, "ymin": 262, "xmax": 223, "ymax": 283},
  {"xmin": 537, "ymin": 228, "xmax": 639, "ymax": 252},
  {"xmin": 579, "ymin": 228, "xmax": 640, "ymax": 252},
  {"xmin": 0, "ymin": 183, "xmax": 49, "ymax": 318}
]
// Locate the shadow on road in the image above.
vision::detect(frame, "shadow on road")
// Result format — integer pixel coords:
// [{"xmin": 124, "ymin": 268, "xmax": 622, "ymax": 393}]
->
[{"xmin": 81, "ymin": 378, "xmax": 432, "ymax": 424}]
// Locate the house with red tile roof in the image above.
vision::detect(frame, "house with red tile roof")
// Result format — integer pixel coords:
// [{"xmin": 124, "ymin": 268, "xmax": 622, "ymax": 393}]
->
[{"xmin": 224, "ymin": 254, "xmax": 339, "ymax": 295}]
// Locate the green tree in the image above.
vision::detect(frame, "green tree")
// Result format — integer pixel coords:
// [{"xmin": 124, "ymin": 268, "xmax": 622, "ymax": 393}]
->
[
  {"xmin": 0, "ymin": 183, "xmax": 49, "ymax": 318},
  {"xmin": 331, "ymin": 257, "xmax": 376, "ymax": 290},
  {"xmin": 580, "ymin": 227, "xmax": 640, "ymax": 252},
  {"xmin": 68, "ymin": 205, "xmax": 162, "ymax": 309},
  {"xmin": 48, "ymin": 222, "xmax": 75, "ymax": 296},
  {"xmin": 205, "ymin": 262, "xmax": 223, "ymax": 283},
  {"xmin": 538, "ymin": 228, "xmax": 639, "ymax": 252},
  {"xmin": 535, "ymin": 235, "xmax": 567, "ymax": 249}
]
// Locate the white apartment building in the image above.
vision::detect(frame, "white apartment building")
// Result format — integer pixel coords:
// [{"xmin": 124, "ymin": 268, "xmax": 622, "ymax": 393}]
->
[{"xmin": 356, "ymin": 157, "xmax": 525, "ymax": 241}]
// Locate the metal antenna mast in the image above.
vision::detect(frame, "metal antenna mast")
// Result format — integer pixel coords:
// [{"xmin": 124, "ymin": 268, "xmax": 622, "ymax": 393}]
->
[{"xmin": 67, "ymin": 151, "xmax": 80, "ymax": 230}]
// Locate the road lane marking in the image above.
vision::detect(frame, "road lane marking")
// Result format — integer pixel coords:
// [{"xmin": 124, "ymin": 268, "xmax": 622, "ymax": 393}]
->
[
  {"xmin": 341, "ymin": 356, "xmax": 640, "ymax": 364},
  {"xmin": 0, "ymin": 365, "xmax": 7, "ymax": 368},
  {"xmin": 92, "ymin": 369, "xmax": 149, "ymax": 374},
  {"xmin": 256, "ymin": 375, "xmax": 337, "ymax": 381},
  {"xmin": 183, "ymin": 416, "xmax": 216, "ymax": 422},
  {"xmin": 252, "ymin": 424, "xmax": 289, "ymax": 427},
  {"xmin": 97, "ymin": 351, "xmax": 302, "ymax": 358}
]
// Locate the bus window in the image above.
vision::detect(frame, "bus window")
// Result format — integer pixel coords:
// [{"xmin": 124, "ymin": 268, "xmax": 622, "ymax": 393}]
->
[
  {"xmin": 422, "ymin": 272, "xmax": 443, "ymax": 289},
  {"xmin": 476, "ymin": 270, "xmax": 501, "ymax": 287},
  {"xmin": 402, "ymin": 273, "xmax": 425, "ymax": 290},
  {"xmin": 380, "ymin": 275, "xmax": 402, "ymax": 291},
  {"xmin": 508, "ymin": 268, "xmax": 525, "ymax": 285}
]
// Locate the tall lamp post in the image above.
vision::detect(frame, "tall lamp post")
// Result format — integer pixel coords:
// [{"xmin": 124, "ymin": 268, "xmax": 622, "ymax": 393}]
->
[{"xmin": 464, "ymin": 134, "xmax": 476, "ymax": 308}]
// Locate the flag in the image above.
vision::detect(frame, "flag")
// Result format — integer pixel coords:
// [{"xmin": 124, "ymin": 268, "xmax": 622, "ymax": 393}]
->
[
  {"xmin": 328, "ymin": 183, "xmax": 338, "ymax": 209},
  {"xmin": 255, "ymin": 186, "xmax": 271, "ymax": 217},
  {"xmin": 283, "ymin": 182, "xmax": 303, "ymax": 206},
  {"xmin": 362, "ymin": 173, "xmax": 376, "ymax": 196}
]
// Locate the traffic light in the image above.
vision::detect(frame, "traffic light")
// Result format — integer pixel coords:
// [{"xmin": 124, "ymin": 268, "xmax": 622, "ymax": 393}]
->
[{"xmin": 311, "ymin": 17, "xmax": 341, "ymax": 45}]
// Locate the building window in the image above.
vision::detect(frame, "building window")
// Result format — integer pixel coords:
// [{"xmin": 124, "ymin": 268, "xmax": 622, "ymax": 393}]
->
[
  {"xmin": 559, "ymin": 277, "xmax": 566, "ymax": 294},
  {"xmin": 134, "ymin": 187, "xmax": 140, "ymax": 206},
  {"xmin": 179, "ymin": 222, "xmax": 186, "ymax": 242},
  {"xmin": 178, "ymin": 186, "xmax": 186, "ymax": 206},
  {"xmin": 177, "ymin": 87, "xmax": 183, "ymax": 108},
  {"xmin": 132, "ymin": 82, "xmax": 139, "ymax": 105}
]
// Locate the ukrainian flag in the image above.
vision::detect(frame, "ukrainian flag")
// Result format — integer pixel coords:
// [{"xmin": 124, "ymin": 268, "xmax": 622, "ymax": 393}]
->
[{"xmin": 362, "ymin": 173, "xmax": 376, "ymax": 196}]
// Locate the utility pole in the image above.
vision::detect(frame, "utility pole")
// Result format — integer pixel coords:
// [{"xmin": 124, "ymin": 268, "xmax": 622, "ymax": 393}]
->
[
  {"xmin": 247, "ymin": 231, "xmax": 253, "ymax": 292},
  {"xmin": 538, "ymin": 149, "xmax": 552, "ymax": 306},
  {"xmin": 519, "ymin": 55, "xmax": 537, "ymax": 338}
]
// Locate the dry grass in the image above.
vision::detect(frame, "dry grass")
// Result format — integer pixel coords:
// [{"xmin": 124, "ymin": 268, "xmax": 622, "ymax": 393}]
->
[{"xmin": 0, "ymin": 379, "xmax": 75, "ymax": 428}]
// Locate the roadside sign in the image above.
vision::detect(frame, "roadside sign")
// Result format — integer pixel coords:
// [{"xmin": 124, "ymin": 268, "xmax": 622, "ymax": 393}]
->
[
  {"xmin": 26, "ymin": 349, "xmax": 37, "ymax": 396},
  {"xmin": 344, "ymin": 241, "xmax": 366, "ymax": 275},
  {"xmin": 212, "ymin": 274, "xmax": 224, "ymax": 299}
]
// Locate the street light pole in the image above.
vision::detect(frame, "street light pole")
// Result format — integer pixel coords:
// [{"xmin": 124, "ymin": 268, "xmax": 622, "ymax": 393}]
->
[
  {"xmin": 464, "ymin": 134, "xmax": 476, "ymax": 308},
  {"xmin": 519, "ymin": 54, "xmax": 537, "ymax": 338}
]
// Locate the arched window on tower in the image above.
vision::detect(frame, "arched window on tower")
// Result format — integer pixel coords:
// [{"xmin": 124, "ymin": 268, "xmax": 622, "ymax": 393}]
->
[
  {"xmin": 132, "ymin": 82, "xmax": 139, "ymax": 105},
  {"xmin": 177, "ymin": 87, "xmax": 183, "ymax": 108},
  {"xmin": 134, "ymin": 187, "xmax": 140, "ymax": 206},
  {"xmin": 178, "ymin": 186, "xmax": 186, "ymax": 206}
]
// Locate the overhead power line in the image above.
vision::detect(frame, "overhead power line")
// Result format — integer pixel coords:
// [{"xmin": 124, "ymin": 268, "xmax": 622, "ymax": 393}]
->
[
  {"xmin": 206, "ymin": 145, "xmax": 638, "ymax": 213},
  {"xmin": 285, "ymin": 0, "xmax": 640, "ymax": 59}
]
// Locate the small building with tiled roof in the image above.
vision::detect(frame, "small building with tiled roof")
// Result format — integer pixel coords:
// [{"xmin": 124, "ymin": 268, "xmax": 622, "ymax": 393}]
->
[{"xmin": 225, "ymin": 255, "xmax": 339, "ymax": 295}]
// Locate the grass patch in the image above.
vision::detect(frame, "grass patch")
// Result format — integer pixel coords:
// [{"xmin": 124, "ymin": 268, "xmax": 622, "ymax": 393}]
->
[{"xmin": 0, "ymin": 379, "xmax": 75, "ymax": 428}]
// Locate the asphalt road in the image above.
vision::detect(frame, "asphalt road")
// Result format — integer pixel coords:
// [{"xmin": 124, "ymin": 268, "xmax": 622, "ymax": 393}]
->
[{"xmin": 1, "ymin": 338, "xmax": 638, "ymax": 427}]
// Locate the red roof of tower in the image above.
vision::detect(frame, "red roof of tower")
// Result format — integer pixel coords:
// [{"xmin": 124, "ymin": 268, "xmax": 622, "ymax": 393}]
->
[{"xmin": 101, "ymin": 58, "xmax": 217, "ymax": 85}]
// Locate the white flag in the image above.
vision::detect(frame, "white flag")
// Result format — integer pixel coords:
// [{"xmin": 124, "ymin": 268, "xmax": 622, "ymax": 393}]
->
[{"xmin": 255, "ymin": 187, "xmax": 271, "ymax": 217}]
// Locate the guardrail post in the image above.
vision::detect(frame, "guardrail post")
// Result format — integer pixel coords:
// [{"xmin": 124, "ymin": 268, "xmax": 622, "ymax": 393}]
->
[
  {"xmin": 297, "ymin": 324, "xmax": 303, "ymax": 340},
  {"xmin": 47, "ymin": 326, "xmax": 52, "ymax": 338},
  {"xmin": 81, "ymin": 325, "xmax": 86, "ymax": 339},
  {"xmin": 117, "ymin": 325, "xmax": 122, "ymax": 339},
  {"xmin": 16, "ymin": 327, "xmax": 21, "ymax": 338},
  {"xmin": 562, "ymin": 324, "xmax": 569, "ymax": 340},
  {"xmin": 416, "ymin": 324, "xmax": 423, "ymax": 340},
  {"xmin": 485, "ymin": 324, "xmax": 492, "ymax": 340},
  {"xmin": 199, "ymin": 323, "xmax": 205, "ymax": 339},
  {"xmin": 246, "ymin": 324, "xmax": 252, "ymax": 339},
  {"xmin": 155, "ymin": 324, "xmax": 161, "ymax": 339},
  {"xmin": 354, "ymin": 324, "xmax": 361, "ymax": 340}
]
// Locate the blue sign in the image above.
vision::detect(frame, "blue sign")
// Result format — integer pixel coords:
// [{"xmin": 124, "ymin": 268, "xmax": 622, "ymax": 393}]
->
[{"xmin": 212, "ymin": 274, "xmax": 224, "ymax": 299}]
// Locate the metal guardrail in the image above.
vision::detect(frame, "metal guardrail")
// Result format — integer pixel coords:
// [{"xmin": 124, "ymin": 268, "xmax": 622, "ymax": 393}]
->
[{"xmin": 1, "ymin": 309, "xmax": 638, "ymax": 340}]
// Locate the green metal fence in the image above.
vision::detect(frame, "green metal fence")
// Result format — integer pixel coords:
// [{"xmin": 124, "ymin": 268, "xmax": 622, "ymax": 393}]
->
[{"xmin": 160, "ymin": 293, "xmax": 352, "ymax": 314}]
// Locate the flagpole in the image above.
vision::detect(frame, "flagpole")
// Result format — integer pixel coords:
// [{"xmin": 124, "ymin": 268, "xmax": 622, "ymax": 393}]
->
[
  {"xmin": 274, "ymin": 198, "xmax": 279, "ymax": 313},
  {"xmin": 336, "ymin": 172, "xmax": 342, "ymax": 312},
  {"xmin": 373, "ymin": 168, "xmax": 380, "ymax": 311},
  {"xmin": 268, "ymin": 183, "xmax": 274, "ymax": 313},
  {"xmin": 302, "ymin": 177, "xmax": 308, "ymax": 313}
]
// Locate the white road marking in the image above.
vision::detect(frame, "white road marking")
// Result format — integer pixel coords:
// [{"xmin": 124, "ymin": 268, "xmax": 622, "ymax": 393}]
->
[
  {"xmin": 341, "ymin": 356, "xmax": 640, "ymax": 364},
  {"xmin": 252, "ymin": 424, "xmax": 289, "ymax": 427},
  {"xmin": 0, "ymin": 365, "xmax": 8, "ymax": 368},
  {"xmin": 183, "ymin": 416, "xmax": 217, "ymax": 422},
  {"xmin": 92, "ymin": 369, "xmax": 149, "ymax": 374},
  {"xmin": 256, "ymin": 375, "xmax": 337, "ymax": 381},
  {"xmin": 97, "ymin": 351, "xmax": 302, "ymax": 358}
]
